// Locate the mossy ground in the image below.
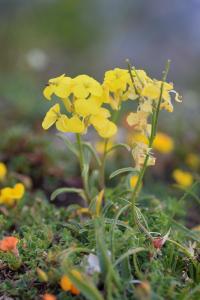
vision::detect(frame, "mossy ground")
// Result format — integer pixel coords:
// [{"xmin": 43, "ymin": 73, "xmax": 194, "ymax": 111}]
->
[{"xmin": 0, "ymin": 183, "xmax": 200, "ymax": 299}]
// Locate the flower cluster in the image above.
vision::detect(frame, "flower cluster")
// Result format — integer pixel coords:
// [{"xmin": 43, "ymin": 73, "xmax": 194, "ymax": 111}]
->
[
  {"xmin": 42, "ymin": 68, "xmax": 180, "ymax": 143},
  {"xmin": 122, "ymin": 67, "xmax": 181, "ymax": 170},
  {"xmin": 42, "ymin": 74, "xmax": 117, "ymax": 138}
]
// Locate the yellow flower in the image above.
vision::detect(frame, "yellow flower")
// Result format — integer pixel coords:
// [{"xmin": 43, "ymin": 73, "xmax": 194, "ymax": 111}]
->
[
  {"xmin": 153, "ymin": 132, "xmax": 174, "ymax": 154},
  {"xmin": 42, "ymin": 104, "xmax": 84, "ymax": 133},
  {"xmin": 103, "ymin": 68, "xmax": 129, "ymax": 93},
  {"xmin": 172, "ymin": 169, "xmax": 193, "ymax": 188},
  {"xmin": 129, "ymin": 175, "xmax": 139, "ymax": 188},
  {"xmin": 0, "ymin": 183, "xmax": 25, "ymax": 206},
  {"xmin": 185, "ymin": 153, "xmax": 200, "ymax": 170},
  {"xmin": 89, "ymin": 107, "xmax": 117, "ymax": 138},
  {"xmin": 103, "ymin": 68, "xmax": 132, "ymax": 110},
  {"xmin": 141, "ymin": 81, "xmax": 173, "ymax": 102},
  {"xmin": 141, "ymin": 80, "xmax": 181, "ymax": 112},
  {"xmin": 43, "ymin": 74, "xmax": 72, "ymax": 100},
  {"xmin": 90, "ymin": 115, "xmax": 117, "ymax": 138},
  {"xmin": 0, "ymin": 162, "xmax": 7, "ymax": 181},
  {"xmin": 71, "ymin": 75, "xmax": 102, "ymax": 98}
]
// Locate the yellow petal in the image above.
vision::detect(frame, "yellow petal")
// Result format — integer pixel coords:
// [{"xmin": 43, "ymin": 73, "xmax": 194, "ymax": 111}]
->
[
  {"xmin": 0, "ymin": 162, "xmax": 7, "ymax": 181},
  {"xmin": 67, "ymin": 116, "xmax": 85, "ymax": 133},
  {"xmin": 55, "ymin": 114, "xmax": 69, "ymax": 132},
  {"xmin": 56, "ymin": 115, "xmax": 84, "ymax": 133},
  {"xmin": 12, "ymin": 183, "xmax": 25, "ymax": 199},
  {"xmin": 96, "ymin": 120, "xmax": 117, "ymax": 138},
  {"xmin": 43, "ymin": 86, "xmax": 54, "ymax": 100},
  {"xmin": 74, "ymin": 99, "xmax": 100, "ymax": 117},
  {"xmin": 42, "ymin": 104, "xmax": 60, "ymax": 130},
  {"xmin": 54, "ymin": 76, "xmax": 72, "ymax": 98}
]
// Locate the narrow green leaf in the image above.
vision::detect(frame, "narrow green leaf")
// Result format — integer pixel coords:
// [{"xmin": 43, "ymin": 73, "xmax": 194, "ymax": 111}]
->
[
  {"xmin": 83, "ymin": 142, "xmax": 101, "ymax": 166},
  {"xmin": 107, "ymin": 143, "xmax": 131, "ymax": 154},
  {"xmin": 57, "ymin": 133, "xmax": 78, "ymax": 156},
  {"xmin": 109, "ymin": 167, "xmax": 139, "ymax": 179},
  {"xmin": 50, "ymin": 187, "xmax": 84, "ymax": 201},
  {"xmin": 114, "ymin": 247, "xmax": 146, "ymax": 267}
]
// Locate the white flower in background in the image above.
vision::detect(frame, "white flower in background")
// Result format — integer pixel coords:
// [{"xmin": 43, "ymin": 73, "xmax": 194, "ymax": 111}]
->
[
  {"xmin": 86, "ymin": 253, "xmax": 100, "ymax": 274},
  {"xmin": 26, "ymin": 48, "xmax": 48, "ymax": 71}
]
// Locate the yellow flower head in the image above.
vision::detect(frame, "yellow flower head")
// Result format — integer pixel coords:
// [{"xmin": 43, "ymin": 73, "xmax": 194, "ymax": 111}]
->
[
  {"xmin": 153, "ymin": 132, "xmax": 174, "ymax": 154},
  {"xmin": 103, "ymin": 68, "xmax": 129, "ymax": 93},
  {"xmin": 185, "ymin": 153, "xmax": 200, "ymax": 170},
  {"xmin": 71, "ymin": 75, "xmax": 102, "ymax": 98},
  {"xmin": 0, "ymin": 183, "xmax": 25, "ymax": 206},
  {"xmin": 43, "ymin": 74, "xmax": 72, "ymax": 100},
  {"xmin": 172, "ymin": 169, "xmax": 193, "ymax": 188},
  {"xmin": 0, "ymin": 162, "xmax": 7, "ymax": 181}
]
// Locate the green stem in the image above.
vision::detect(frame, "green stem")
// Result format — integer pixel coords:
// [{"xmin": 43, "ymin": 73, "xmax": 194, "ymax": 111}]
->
[
  {"xmin": 99, "ymin": 138, "xmax": 109, "ymax": 190},
  {"xmin": 128, "ymin": 60, "xmax": 171, "ymax": 226},
  {"xmin": 76, "ymin": 133, "xmax": 91, "ymax": 203}
]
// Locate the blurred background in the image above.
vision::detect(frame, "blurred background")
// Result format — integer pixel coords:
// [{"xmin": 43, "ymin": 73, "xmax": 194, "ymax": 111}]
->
[{"xmin": 1, "ymin": 0, "xmax": 200, "ymax": 131}]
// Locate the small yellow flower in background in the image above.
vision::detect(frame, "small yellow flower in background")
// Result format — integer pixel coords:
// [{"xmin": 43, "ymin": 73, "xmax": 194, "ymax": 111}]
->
[
  {"xmin": 130, "ymin": 175, "xmax": 139, "ymax": 188},
  {"xmin": 60, "ymin": 273, "xmax": 80, "ymax": 295},
  {"xmin": 95, "ymin": 140, "xmax": 113, "ymax": 154},
  {"xmin": 0, "ymin": 162, "xmax": 7, "ymax": 181},
  {"xmin": 0, "ymin": 183, "xmax": 25, "ymax": 206},
  {"xmin": 185, "ymin": 153, "xmax": 200, "ymax": 170},
  {"xmin": 153, "ymin": 132, "xmax": 174, "ymax": 154},
  {"xmin": 192, "ymin": 225, "xmax": 200, "ymax": 231},
  {"xmin": 172, "ymin": 169, "xmax": 193, "ymax": 188}
]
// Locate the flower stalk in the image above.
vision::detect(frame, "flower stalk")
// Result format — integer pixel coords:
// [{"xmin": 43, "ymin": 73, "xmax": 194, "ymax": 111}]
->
[
  {"xmin": 99, "ymin": 138, "xmax": 109, "ymax": 190},
  {"xmin": 76, "ymin": 133, "xmax": 91, "ymax": 203},
  {"xmin": 129, "ymin": 60, "xmax": 171, "ymax": 226}
]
